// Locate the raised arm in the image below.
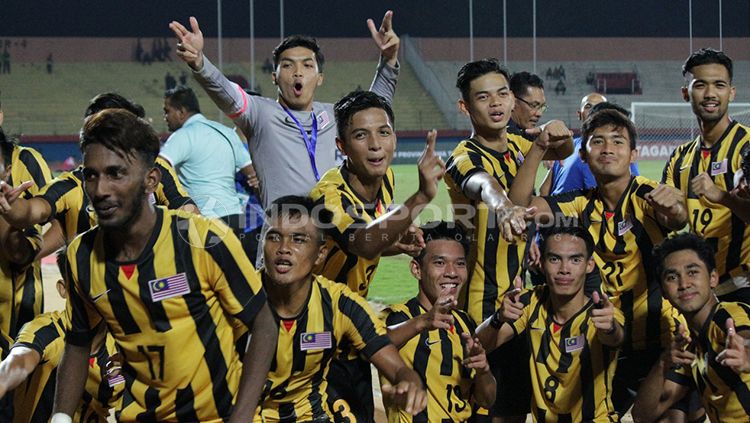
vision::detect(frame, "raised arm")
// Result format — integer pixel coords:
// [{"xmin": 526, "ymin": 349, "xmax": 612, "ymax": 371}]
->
[
  {"xmin": 367, "ymin": 11, "xmax": 400, "ymax": 103},
  {"xmin": 644, "ymin": 184, "xmax": 688, "ymax": 231},
  {"xmin": 475, "ymin": 278, "xmax": 524, "ymax": 351},
  {"xmin": 462, "ymin": 172, "xmax": 531, "ymax": 242},
  {"xmin": 345, "ymin": 130, "xmax": 443, "ymax": 260},
  {"xmin": 170, "ymin": 17, "xmax": 251, "ymax": 130},
  {"xmin": 508, "ymin": 120, "xmax": 573, "ymax": 206}
]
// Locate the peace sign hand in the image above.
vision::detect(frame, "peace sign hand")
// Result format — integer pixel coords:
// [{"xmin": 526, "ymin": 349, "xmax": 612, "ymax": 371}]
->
[
  {"xmin": 367, "ymin": 10, "xmax": 400, "ymax": 66},
  {"xmin": 169, "ymin": 16, "xmax": 205, "ymax": 71}
]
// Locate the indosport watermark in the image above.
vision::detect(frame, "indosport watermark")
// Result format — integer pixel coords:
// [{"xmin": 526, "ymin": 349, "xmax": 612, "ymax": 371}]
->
[{"xmin": 170, "ymin": 196, "xmax": 583, "ymax": 249}]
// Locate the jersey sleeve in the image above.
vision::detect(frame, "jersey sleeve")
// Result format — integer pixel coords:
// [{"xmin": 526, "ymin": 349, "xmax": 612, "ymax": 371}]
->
[
  {"xmin": 17, "ymin": 148, "xmax": 52, "ymax": 197},
  {"xmin": 382, "ymin": 307, "xmax": 410, "ymax": 327},
  {"xmin": 661, "ymin": 147, "xmax": 680, "ymax": 185},
  {"xmin": 544, "ymin": 190, "xmax": 588, "ymax": 219},
  {"xmin": 200, "ymin": 218, "xmax": 267, "ymax": 328},
  {"xmin": 192, "ymin": 56, "xmax": 260, "ymax": 142},
  {"xmin": 665, "ymin": 365, "xmax": 694, "ymax": 387},
  {"xmin": 334, "ymin": 286, "xmax": 390, "ymax": 359},
  {"xmin": 153, "ymin": 157, "xmax": 195, "ymax": 209},
  {"xmin": 513, "ymin": 135, "xmax": 535, "ymax": 157},
  {"xmin": 14, "ymin": 315, "xmax": 64, "ymax": 359},
  {"xmin": 65, "ymin": 243, "xmax": 104, "ymax": 346},
  {"xmin": 369, "ymin": 59, "xmax": 399, "ymax": 105},
  {"xmin": 446, "ymin": 147, "xmax": 487, "ymax": 192},
  {"xmin": 312, "ymin": 188, "xmax": 366, "ymax": 249},
  {"xmin": 38, "ymin": 174, "xmax": 80, "ymax": 220}
]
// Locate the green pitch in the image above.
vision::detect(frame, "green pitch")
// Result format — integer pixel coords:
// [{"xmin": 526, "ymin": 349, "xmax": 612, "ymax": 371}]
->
[{"xmin": 366, "ymin": 159, "xmax": 666, "ymax": 305}]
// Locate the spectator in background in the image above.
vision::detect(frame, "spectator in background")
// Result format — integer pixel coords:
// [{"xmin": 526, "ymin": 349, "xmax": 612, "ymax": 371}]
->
[
  {"xmin": 554, "ymin": 79, "xmax": 566, "ymax": 95},
  {"xmin": 135, "ymin": 38, "xmax": 144, "ymax": 63},
  {"xmin": 1, "ymin": 48, "xmax": 10, "ymax": 74},
  {"xmin": 161, "ymin": 86, "xmax": 256, "ymax": 236},
  {"xmin": 46, "ymin": 53, "xmax": 53, "ymax": 74},
  {"xmin": 165, "ymin": 71, "xmax": 176, "ymax": 90},
  {"xmin": 179, "ymin": 70, "xmax": 188, "ymax": 85},
  {"xmin": 509, "ymin": 71, "xmax": 546, "ymax": 133}
]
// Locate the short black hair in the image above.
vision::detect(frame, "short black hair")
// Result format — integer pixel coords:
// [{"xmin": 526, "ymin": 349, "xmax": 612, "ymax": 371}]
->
[
  {"xmin": 80, "ymin": 109, "xmax": 160, "ymax": 166},
  {"xmin": 85, "ymin": 92, "xmax": 146, "ymax": 118},
  {"xmin": 653, "ymin": 233, "xmax": 717, "ymax": 281},
  {"xmin": 539, "ymin": 225, "xmax": 594, "ymax": 259},
  {"xmin": 265, "ymin": 195, "xmax": 333, "ymax": 245},
  {"xmin": 742, "ymin": 145, "xmax": 750, "ymax": 184},
  {"xmin": 682, "ymin": 48, "xmax": 733, "ymax": 81},
  {"xmin": 415, "ymin": 221, "xmax": 470, "ymax": 263},
  {"xmin": 334, "ymin": 90, "xmax": 395, "ymax": 140},
  {"xmin": 456, "ymin": 58, "xmax": 511, "ymax": 102},
  {"xmin": 581, "ymin": 109, "xmax": 637, "ymax": 150},
  {"xmin": 56, "ymin": 246, "xmax": 68, "ymax": 280},
  {"xmin": 589, "ymin": 101, "xmax": 631, "ymax": 118},
  {"xmin": 509, "ymin": 71, "xmax": 544, "ymax": 98},
  {"xmin": 273, "ymin": 35, "xmax": 324, "ymax": 72},
  {"xmin": 164, "ymin": 85, "xmax": 201, "ymax": 114},
  {"xmin": 0, "ymin": 127, "xmax": 15, "ymax": 168}
]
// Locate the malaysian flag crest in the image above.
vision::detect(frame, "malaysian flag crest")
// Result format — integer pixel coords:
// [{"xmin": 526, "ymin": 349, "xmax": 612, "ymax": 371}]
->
[
  {"xmin": 149, "ymin": 273, "xmax": 190, "ymax": 302},
  {"xmin": 107, "ymin": 373, "xmax": 125, "ymax": 387},
  {"xmin": 710, "ymin": 159, "xmax": 728, "ymax": 176},
  {"xmin": 300, "ymin": 331, "xmax": 332, "ymax": 351},
  {"xmin": 564, "ymin": 335, "xmax": 585, "ymax": 353},
  {"xmin": 317, "ymin": 111, "xmax": 331, "ymax": 129}
]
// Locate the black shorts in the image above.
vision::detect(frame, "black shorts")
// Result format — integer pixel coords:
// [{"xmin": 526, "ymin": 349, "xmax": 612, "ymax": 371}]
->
[
  {"xmin": 489, "ymin": 334, "xmax": 531, "ymax": 416},
  {"xmin": 326, "ymin": 356, "xmax": 374, "ymax": 423}
]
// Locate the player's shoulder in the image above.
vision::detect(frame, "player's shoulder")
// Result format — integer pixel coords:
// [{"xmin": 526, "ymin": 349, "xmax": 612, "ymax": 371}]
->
[
  {"xmin": 714, "ymin": 301, "xmax": 750, "ymax": 325},
  {"xmin": 631, "ymin": 175, "xmax": 660, "ymax": 198},
  {"xmin": 15, "ymin": 310, "xmax": 66, "ymax": 344},
  {"xmin": 165, "ymin": 207, "xmax": 233, "ymax": 241},
  {"xmin": 314, "ymin": 274, "xmax": 357, "ymax": 298},
  {"xmin": 449, "ymin": 139, "xmax": 476, "ymax": 157},
  {"xmin": 15, "ymin": 145, "xmax": 46, "ymax": 163}
]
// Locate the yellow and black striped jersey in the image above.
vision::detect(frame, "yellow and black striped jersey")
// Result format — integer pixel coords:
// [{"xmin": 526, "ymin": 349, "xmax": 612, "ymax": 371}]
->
[
  {"xmin": 666, "ymin": 302, "xmax": 750, "ymax": 422},
  {"xmin": 254, "ymin": 274, "xmax": 389, "ymax": 423},
  {"xmin": 7, "ymin": 145, "xmax": 51, "ymax": 340},
  {"xmin": 382, "ymin": 298, "xmax": 479, "ymax": 423},
  {"xmin": 8, "ymin": 145, "xmax": 52, "ymax": 199},
  {"xmin": 154, "ymin": 156, "xmax": 195, "ymax": 211},
  {"xmin": 12, "ymin": 310, "xmax": 121, "ymax": 423},
  {"xmin": 39, "ymin": 160, "xmax": 193, "ymax": 243},
  {"xmin": 511, "ymin": 286, "xmax": 622, "ymax": 422},
  {"xmin": 38, "ymin": 166, "xmax": 95, "ymax": 241},
  {"xmin": 310, "ymin": 163, "xmax": 395, "ymax": 297},
  {"xmin": 544, "ymin": 176, "xmax": 681, "ymax": 351},
  {"xmin": 661, "ymin": 121, "xmax": 750, "ymax": 295},
  {"xmin": 445, "ymin": 135, "xmax": 534, "ymax": 323},
  {"xmin": 0, "ymin": 225, "xmax": 42, "ymax": 348},
  {"xmin": 65, "ymin": 207, "xmax": 267, "ymax": 422}
]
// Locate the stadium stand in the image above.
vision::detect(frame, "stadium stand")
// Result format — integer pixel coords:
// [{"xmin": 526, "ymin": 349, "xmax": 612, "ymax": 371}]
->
[{"xmin": 0, "ymin": 60, "xmax": 445, "ymax": 136}]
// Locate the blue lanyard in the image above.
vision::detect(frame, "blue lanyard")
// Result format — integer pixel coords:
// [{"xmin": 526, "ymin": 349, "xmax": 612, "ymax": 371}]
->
[{"xmin": 281, "ymin": 105, "xmax": 320, "ymax": 181}]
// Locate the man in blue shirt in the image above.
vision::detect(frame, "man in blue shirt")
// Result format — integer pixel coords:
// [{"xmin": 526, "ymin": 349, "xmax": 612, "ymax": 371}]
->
[
  {"xmin": 540, "ymin": 94, "xmax": 640, "ymax": 195},
  {"xmin": 161, "ymin": 86, "xmax": 254, "ymax": 231}
]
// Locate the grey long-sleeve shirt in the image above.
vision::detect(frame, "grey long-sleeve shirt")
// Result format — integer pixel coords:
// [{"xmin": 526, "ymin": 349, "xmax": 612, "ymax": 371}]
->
[{"xmin": 192, "ymin": 57, "xmax": 399, "ymax": 207}]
